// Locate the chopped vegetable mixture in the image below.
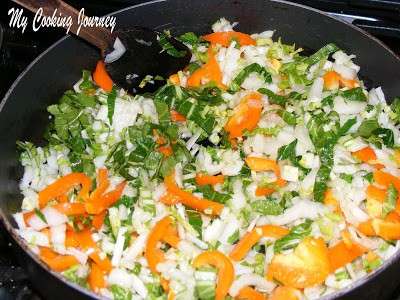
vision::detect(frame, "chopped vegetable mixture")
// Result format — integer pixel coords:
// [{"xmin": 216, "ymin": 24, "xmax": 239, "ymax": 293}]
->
[{"xmin": 15, "ymin": 18, "xmax": 400, "ymax": 300}]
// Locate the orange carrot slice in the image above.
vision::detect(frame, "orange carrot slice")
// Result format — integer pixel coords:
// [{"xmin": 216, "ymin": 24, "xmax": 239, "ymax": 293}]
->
[
  {"xmin": 373, "ymin": 170, "xmax": 400, "ymax": 192},
  {"xmin": 162, "ymin": 235, "xmax": 181, "ymax": 249},
  {"xmin": 65, "ymin": 230, "xmax": 79, "ymax": 248},
  {"xmin": 267, "ymin": 238, "xmax": 329, "ymax": 289},
  {"xmin": 38, "ymin": 173, "xmax": 92, "ymax": 208},
  {"xmin": 203, "ymin": 31, "xmax": 256, "ymax": 47},
  {"xmin": 89, "ymin": 262, "xmax": 106, "ymax": 293},
  {"xmin": 85, "ymin": 181, "xmax": 126, "ymax": 214},
  {"xmin": 76, "ymin": 229, "xmax": 112, "ymax": 273},
  {"xmin": 357, "ymin": 220, "xmax": 376, "ymax": 236},
  {"xmin": 169, "ymin": 73, "xmax": 180, "ymax": 85},
  {"xmin": 322, "ymin": 70, "xmax": 360, "ymax": 90},
  {"xmin": 225, "ymin": 93, "xmax": 263, "ymax": 139},
  {"xmin": 245, "ymin": 157, "xmax": 279, "ymax": 173},
  {"xmin": 237, "ymin": 286, "xmax": 267, "ymax": 300},
  {"xmin": 93, "ymin": 61, "xmax": 113, "ymax": 92},
  {"xmin": 157, "ymin": 144, "xmax": 174, "ymax": 159},
  {"xmin": 186, "ymin": 57, "xmax": 227, "ymax": 89},
  {"xmin": 39, "ymin": 247, "xmax": 79, "ymax": 271},
  {"xmin": 97, "ymin": 169, "xmax": 108, "ymax": 187},
  {"xmin": 372, "ymin": 219, "xmax": 400, "ymax": 240},
  {"xmin": 52, "ymin": 202, "xmax": 86, "ymax": 216},
  {"xmin": 229, "ymin": 225, "xmax": 289, "ymax": 261},
  {"xmin": 353, "ymin": 147, "xmax": 384, "ymax": 169},
  {"xmin": 269, "ymin": 286, "xmax": 300, "ymax": 300},
  {"xmin": 161, "ymin": 277, "xmax": 170, "ymax": 294},
  {"xmin": 244, "ymin": 157, "xmax": 287, "ymax": 196},
  {"xmin": 340, "ymin": 230, "xmax": 369, "ymax": 253},
  {"xmin": 145, "ymin": 216, "xmax": 173, "ymax": 274},
  {"xmin": 192, "ymin": 251, "xmax": 234, "ymax": 300},
  {"xmin": 394, "ymin": 149, "xmax": 400, "ymax": 166},
  {"xmin": 169, "ymin": 109, "xmax": 186, "ymax": 122},
  {"xmin": 159, "ymin": 190, "xmax": 182, "ymax": 205},
  {"xmin": 366, "ymin": 184, "xmax": 387, "ymax": 203},
  {"xmin": 164, "ymin": 171, "xmax": 224, "ymax": 216},
  {"xmin": 92, "ymin": 210, "xmax": 107, "ymax": 229},
  {"xmin": 323, "ymin": 70, "xmax": 341, "ymax": 90},
  {"xmin": 255, "ymin": 178, "xmax": 287, "ymax": 197},
  {"xmin": 327, "ymin": 240, "xmax": 366, "ymax": 273},
  {"xmin": 195, "ymin": 173, "xmax": 227, "ymax": 187},
  {"xmin": 324, "ymin": 189, "xmax": 339, "ymax": 208},
  {"xmin": 339, "ymin": 77, "xmax": 360, "ymax": 89}
]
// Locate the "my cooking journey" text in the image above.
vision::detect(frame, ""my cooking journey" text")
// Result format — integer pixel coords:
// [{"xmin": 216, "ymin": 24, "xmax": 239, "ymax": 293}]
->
[{"xmin": 8, "ymin": 7, "xmax": 117, "ymax": 34}]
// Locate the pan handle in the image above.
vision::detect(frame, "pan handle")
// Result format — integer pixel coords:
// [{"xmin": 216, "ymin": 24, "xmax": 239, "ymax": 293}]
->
[{"xmin": 11, "ymin": 0, "xmax": 114, "ymax": 53}]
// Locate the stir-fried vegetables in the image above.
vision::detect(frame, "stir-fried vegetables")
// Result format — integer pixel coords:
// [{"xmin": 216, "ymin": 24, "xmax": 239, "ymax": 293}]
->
[{"xmin": 14, "ymin": 18, "xmax": 400, "ymax": 299}]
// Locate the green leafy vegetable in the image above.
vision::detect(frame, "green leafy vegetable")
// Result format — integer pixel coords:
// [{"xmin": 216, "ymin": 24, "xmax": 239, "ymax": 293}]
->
[
  {"xmin": 227, "ymin": 229, "xmax": 240, "ymax": 244},
  {"xmin": 258, "ymin": 88, "xmax": 286, "ymax": 107},
  {"xmin": 16, "ymin": 141, "xmax": 41, "ymax": 169},
  {"xmin": 110, "ymin": 285, "xmax": 132, "ymax": 300},
  {"xmin": 196, "ymin": 280, "xmax": 216, "ymax": 300},
  {"xmin": 78, "ymin": 70, "xmax": 98, "ymax": 91},
  {"xmin": 64, "ymin": 265, "xmax": 87, "ymax": 286},
  {"xmin": 369, "ymin": 128, "xmax": 394, "ymax": 149},
  {"xmin": 188, "ymin": 62, "xmax": 201, "ymax": 74},
  {"xmin": 145, "ymin": 282, "xmax": 164, "ymax": 298},
  {"xmin": 231, "ymin": 63, "xmax": 272, "ymax": 92},
  {"xmin": 306, "ymin": 43, "xmax": 341, "ymax": 66},
  {"xmin": 158, "ymin": 31, "xmax": 188, "ymax": 57},
  {"xmin": 188, "ymin": 213, "xmax": 203, "ymax": 238},
  {"xmin": 107, "ymin": 86, "xmax": 118, "ymax": 124},
  {"xmin": 275, "ymin": 109, "xmax": 297, "ymax": 126},
  {"xmin": 390, "ymin": 97, "xmax": 400, "ymax": 122},
  {"xmin": 251, "ymin": 198, "xmax": 284, "ymax": 216},
  {"xmin": 196, "ymin": 184, "xmax": 231, "ymax": 204},
  {"xmin": 335, "ymin": 270, "xmax": 350, "ymax": 281},
  {"xmin": 112, "ymin": 195, "xmax": 138, "ymax": 209},
  {"xmin": 274, "ymin": 219, "xmax": 313, "ymax": 253},
  {"xmin": 310, "ymin": 117, "xmax": 357, "ymax": 202},
  {"xmin": 187, "ymin": 82, "xmax": 226, "ymax": 106},
  {"xmin": 358, "ymin": 118, "xmax": 380, "ymax": 137},
  {"xmin": 362, "ymin": 256, "xmax": 382, "ymax": 272},
  {"xmin": 34, "ymin": 208, "xmax": 47, "ymax": 224},
  {"xmin": 277, "ymin": 139, "xmax": 310, "ymax": 174},
  {"xmin": 342, "ymin": 87, "xmax": 367, "ymax": 102},
  {"xmin": 382, "ymin": 183, "xmax": 398, "ymax": 219}
]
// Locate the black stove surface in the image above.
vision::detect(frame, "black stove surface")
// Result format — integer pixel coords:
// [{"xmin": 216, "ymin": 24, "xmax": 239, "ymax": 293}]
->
[{"xmin": 0, "ymin": 0, "xmax": 399, "ymax": 299}]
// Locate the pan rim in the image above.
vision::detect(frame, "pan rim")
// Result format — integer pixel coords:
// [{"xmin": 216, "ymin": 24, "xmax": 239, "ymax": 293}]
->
[{"xmin": 0, "ymin": 0, "xmax": 399, "ymax": 299}]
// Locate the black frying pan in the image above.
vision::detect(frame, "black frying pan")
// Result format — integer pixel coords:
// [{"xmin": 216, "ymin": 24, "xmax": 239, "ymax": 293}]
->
[{"xmin": 1, "ymin": 0, "xmax": 400, "ymax": 299}]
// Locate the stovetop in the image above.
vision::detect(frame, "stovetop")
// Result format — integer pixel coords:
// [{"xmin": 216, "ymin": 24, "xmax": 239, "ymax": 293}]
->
[{"xmin": 0, "ymin": 0, "xmax": 399, "ymax": 299}]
